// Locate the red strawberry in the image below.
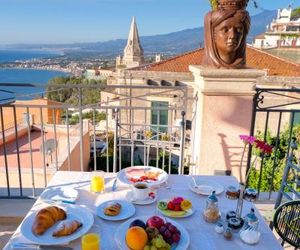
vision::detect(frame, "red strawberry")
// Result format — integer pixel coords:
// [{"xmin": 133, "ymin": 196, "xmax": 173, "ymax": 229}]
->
[
  {"xmin": 167, "ymin": 202, "xmax": 175, "ymax": 210},
  {"xmin": 174, "ymin": 204, "xmax": 181, "ymax": 211}
]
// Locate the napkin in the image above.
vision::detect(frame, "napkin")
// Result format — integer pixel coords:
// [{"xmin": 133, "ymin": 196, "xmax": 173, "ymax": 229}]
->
[{"xmin": 43, "ymin": 187, "xmax": 79, "ymax": 204}]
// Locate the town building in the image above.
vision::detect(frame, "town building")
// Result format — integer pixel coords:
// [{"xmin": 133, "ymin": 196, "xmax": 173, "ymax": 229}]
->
[{"xmin": 253, "ymin": 7, "xmax": 300, "ymax": 49}]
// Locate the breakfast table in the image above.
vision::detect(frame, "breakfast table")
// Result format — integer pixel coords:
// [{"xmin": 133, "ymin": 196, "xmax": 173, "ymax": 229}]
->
[{"xmin": 4, "ymin": 171, "xmax": 283, "ymax": 250}]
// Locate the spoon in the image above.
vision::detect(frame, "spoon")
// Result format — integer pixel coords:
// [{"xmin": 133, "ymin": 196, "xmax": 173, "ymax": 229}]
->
[{"xmin": 191, "ymin": 176, "xmax": 199, "ymax": 189}]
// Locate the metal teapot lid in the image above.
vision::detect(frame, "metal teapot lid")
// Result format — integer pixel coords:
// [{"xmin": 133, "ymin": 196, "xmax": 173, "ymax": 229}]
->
[
  {"xmin": 208, "ymin": 190, "xmax": 218, "ymax": 203},
  {"xmin": 246, "ymin": 208, "xmax": 258, "ymax": 223}
]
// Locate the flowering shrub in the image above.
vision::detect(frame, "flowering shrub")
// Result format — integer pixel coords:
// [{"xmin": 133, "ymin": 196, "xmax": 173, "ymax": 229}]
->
[
  {"xmin": 246, "ymin": 127, "xmax": 299, "ymax": 192},
  {"xmin": 239, "ymin": 135, "xmax": 273, "ymax": 185}
]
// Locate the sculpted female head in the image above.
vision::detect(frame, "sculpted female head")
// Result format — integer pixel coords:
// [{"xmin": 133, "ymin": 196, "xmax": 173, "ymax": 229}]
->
[{"xmin": 202, "ymin": 8, "xmax": 250, "ymax": 68}]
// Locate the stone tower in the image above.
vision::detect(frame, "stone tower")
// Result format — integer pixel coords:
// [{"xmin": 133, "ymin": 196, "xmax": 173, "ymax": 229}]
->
[{"xmin": 122, "ymin": 16, "xmax": 144, "ymax": 68}]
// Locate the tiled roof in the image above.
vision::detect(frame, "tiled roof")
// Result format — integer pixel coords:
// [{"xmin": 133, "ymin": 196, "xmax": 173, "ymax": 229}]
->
[
  {"xmin": 136, "ymin": 46, "xmax": 300, "ymax": 77},
  {"xmin": 254, "ymin": 33, "xmax": 265, "ymax": 39}
]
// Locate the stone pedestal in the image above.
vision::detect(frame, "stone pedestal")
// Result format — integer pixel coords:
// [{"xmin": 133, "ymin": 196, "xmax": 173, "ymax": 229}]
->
[{"xmin": 189, "ymin": 66, "xmax": 265, "ymax": 181}]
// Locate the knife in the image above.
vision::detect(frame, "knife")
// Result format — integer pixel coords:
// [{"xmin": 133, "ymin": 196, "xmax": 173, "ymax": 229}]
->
[
  {"xmin": 112, "ymin": 178, "xmax": 117, "ymax": 191},
  {"xmin": 11, "ymin": 243, "xmax": 73, "ymax": 250}
]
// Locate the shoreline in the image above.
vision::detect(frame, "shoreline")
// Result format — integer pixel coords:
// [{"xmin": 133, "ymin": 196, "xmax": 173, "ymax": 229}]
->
[{"xmin": 0, "ymin": 66, "xmax": 73, "ymax": 75}]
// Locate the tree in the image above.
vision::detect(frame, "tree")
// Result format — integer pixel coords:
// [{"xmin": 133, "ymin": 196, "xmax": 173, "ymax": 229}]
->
[
  {"xmin": 291, "ymin": 7, "xmax": 300, "ymax": 20},
  {"xmin": 248, "ymin": 125, "xmax": 300, "ymax": 192},
  {"xmin": 68, "ymin": 110, "xmax": 106, "ymax": 125},
  {"xmin": 46, "ymin": 76, "xmax": 106, "ymax": 105}
]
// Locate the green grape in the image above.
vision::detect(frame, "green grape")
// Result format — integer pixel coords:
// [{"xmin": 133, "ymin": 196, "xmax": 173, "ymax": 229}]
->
[
  {"xmin": 165, "ymin": 243, "xmax": 171, "ymax": 250},
  {"xmin": 151, "ymin": 238, "xmax": 158, "ymax": 246},
  {"xmin": 150, "ymin": 246, "xmax": 158, "ymax": 250},
  {"xmin": 144, "ymin": 246, "xmax": 150, "ymax": 250},
  {"xmin": 157, "ymin": 234, "xmax": 163, "ymax": 239},
  {"xmin": 155, "ymin": 238, "xmax": 165, "ymax": 248}
]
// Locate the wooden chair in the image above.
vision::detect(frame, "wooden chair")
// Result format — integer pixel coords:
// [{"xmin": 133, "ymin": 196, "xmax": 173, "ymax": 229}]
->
[{"xmin": 273, "ymin": 200, "xmax": 300, "ymax": 249}]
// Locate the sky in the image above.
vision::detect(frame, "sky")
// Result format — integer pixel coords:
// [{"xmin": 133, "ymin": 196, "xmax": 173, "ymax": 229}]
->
[{"xmin": 0, "ymin": 0, "xmax": 297, "ymax": 45}]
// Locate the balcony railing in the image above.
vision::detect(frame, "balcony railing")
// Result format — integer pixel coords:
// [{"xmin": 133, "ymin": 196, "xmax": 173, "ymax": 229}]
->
[
  {"xmin": 0, "ymin": 83, "xmax": 189, "ymax": 198},
  {"xmin": 247, "ymin": 88, "xmax": 300, "ymax": 201}
]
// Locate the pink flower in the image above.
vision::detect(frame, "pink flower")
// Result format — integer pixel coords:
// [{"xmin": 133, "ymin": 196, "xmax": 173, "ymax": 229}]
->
[
  {"xmin": 254, "ymin": 139, "xmax": 273, "ymax": 155},
  {"xmin": 239, "ymin": 135, "xmax": 256, "ymax": 145}
]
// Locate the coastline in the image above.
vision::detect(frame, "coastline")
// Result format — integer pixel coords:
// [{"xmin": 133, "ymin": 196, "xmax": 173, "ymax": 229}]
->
[{"xmin": 0, "ymin": 65, "xmax": 72, "ymax": 74}]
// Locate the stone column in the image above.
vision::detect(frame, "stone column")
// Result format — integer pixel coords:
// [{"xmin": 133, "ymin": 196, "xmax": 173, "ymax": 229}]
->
[{"xmin": 189, "ymin": 66, "xmax": 265, "ymax": 181}]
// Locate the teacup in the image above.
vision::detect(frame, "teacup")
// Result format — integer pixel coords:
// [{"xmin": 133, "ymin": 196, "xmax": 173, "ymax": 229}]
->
[{"xmin": 132, "ymin": 182, "xmax": 149, "ymax": 201}]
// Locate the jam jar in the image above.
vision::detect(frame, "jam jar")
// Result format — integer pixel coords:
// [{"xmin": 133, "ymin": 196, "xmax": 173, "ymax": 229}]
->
[{"xmin": 203, "ymin": 191, "xmax": 221, "ymax": 223}]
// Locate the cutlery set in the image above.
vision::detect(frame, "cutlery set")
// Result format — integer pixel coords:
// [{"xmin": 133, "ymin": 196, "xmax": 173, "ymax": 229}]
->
[{"xmin": 11, "ymin": 242, "xmax": 73, "ymax": 250}]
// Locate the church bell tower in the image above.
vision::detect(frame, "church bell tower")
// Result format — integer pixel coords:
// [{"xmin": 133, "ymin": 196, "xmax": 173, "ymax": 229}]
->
[{"xmin": 122, "ymin": 17, "xmax": 144, "ymax": 68}]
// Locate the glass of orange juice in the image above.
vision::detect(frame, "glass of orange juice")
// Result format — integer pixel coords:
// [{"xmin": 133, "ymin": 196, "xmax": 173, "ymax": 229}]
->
[
  {"xmin": 81, "ymin": 233, "xmax": 100, "ymax": 250},
  {"xmin": 90, "ymin": 171, "xmax": 105, "ymax": 193}
]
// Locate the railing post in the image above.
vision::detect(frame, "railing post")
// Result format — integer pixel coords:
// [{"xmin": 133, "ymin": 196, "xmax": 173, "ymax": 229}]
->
[
  {"xmin": 79, "ymin": 87, "xmax": 84, "ymax": 171},
  {"xmin": 0, "ymin": 107, "xmax": 10, "ymax": 196},
  {"xmin": 13, "ymin": 106, "xmax": 23, "ymax": 196},
  {"xmin": 66, "ymin": 108, "xmax": 71, "ymax": 171},
  {"xmin": 40, "ymin": 107, "xmax": 47, "ymax": 187},
  {"xmin": 26, "ymin": 107, "xmax": 35, "ymax": 197},
  {"xmin": 93, "ymin": 109, "xmax": 97, "ymax": 171},
  {"xmin": 113, "ymin": 108, "xmax": 119, "ymax": 173},
  {"xmin": 246, "ymin": 90, "xmax": 259, "ymax": 186},
  {"xmin": 179, "ymin": 111, "xmax": 186, "ymax": 175},
  {"xmin": 52, "ymin": 108, "xmax": 58, "ymax": 171}
]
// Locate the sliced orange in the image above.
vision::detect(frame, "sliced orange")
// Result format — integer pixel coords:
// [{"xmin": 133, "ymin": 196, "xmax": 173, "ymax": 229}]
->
[{"xmin": 180, "ymin": 199, "xmax": 192, "ymax": 211}]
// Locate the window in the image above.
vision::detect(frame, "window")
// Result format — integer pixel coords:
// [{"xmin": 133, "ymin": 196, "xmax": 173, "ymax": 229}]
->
[{"xmin": 151, "ymin": 101, "xmax": 168, "ymax": 133}]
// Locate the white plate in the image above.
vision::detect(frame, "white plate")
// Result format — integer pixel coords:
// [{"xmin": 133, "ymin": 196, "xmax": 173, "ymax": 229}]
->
[
  {"xmin": 157, "ymin": 199, "xmax": 194, "ymax": 218},
  {"xmin": 21, "ymin": 204, "xmax": 94, "ymax": 245},
  {"xmin": 114, "ymin": 216, "xmax": 190, "ymax": 250},
  {"xmin": 40, "ymin": 187, "xmax": 79, "ymax": 203},
  {"xmin": 126, "ymin": 191, "xmax": 157, "ymax": 205},
  {"xmin": 96, "ymin": 200, "xmax": 135, "ymax": 221},
  {"xmin": 188, "ymin": 178, "xmax": 224, "ymax": 195},
  {"xmin": 117, "ymin": 166, "xmax": 168, "ymax": 187}
]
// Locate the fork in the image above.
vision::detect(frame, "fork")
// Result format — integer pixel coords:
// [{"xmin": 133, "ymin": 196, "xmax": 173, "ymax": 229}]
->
[{"xmin": 165, "ymin": 180, "xmax": 171, "ymax": 189}]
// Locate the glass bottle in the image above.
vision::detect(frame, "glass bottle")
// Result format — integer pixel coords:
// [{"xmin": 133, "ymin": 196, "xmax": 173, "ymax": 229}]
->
[
  {"xmin": 203, "ymin": 191, "xmax": 220, "ymax": 223},
  {"xmin": 227, "ymin": 183, "xmax": 245, "ymax": 230},
  {"xmin": 240, "ymin": 208, "xmax": 261, "ymax": 245}
]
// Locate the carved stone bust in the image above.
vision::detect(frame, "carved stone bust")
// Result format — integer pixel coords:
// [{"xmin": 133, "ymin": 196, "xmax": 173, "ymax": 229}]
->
[{"xmin": 202, "ymin": 0, "xmax": 250, "ymax": 69}]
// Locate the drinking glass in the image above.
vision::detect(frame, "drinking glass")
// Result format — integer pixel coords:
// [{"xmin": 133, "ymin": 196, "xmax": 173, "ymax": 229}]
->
[
  {"xmin": 90, "ymin": 171, "xmax": 105, "ymax": 193},
  {"xmin": 81, "ymin": 233, "xmax": 100, "ymax": 250}
]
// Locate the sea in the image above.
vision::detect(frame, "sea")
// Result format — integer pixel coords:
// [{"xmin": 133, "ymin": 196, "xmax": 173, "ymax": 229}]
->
[{"xmin": 0, "ymin": 50, "xmax": 69, "ymax": 102}]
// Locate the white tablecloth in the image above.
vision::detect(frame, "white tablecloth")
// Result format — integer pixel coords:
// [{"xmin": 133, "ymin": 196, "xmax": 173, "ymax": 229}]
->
[{"xmin": 4, "ymin": 171, "xmax": 283, "ymax": 250}]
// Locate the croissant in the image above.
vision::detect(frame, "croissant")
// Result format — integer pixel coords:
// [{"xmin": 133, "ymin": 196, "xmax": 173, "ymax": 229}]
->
[
  {"xmin": 104, "ymin": 202, "xmax": 122, "ymax": 216},
  {"xmin": 52, "ymin": 220, "xmax": 82, "ymax": 237},
  {"xmin": 32, "ymin": 206, "xmax": 66, "ymax": 235}
]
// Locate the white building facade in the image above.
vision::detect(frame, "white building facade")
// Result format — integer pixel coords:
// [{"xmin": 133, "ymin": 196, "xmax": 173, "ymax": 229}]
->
[{"xmin": 253, "ymin": 7, "xmax": 300, "ymax": 49}]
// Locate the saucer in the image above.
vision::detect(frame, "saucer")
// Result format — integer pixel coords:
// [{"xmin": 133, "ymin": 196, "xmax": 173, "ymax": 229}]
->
[{"xmin": 126, "ymin": 191, "xmax": 157, "ymax": 205}]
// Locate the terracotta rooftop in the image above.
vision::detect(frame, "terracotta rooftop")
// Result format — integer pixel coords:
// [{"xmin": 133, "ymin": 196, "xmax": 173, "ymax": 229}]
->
[
  {"xmin": 136, "ymin": 46, "xmax": 300, "ymax": 77},
  {"xmin": 254, "ymin": 33, "xmax": 265, "ymax": 39}
]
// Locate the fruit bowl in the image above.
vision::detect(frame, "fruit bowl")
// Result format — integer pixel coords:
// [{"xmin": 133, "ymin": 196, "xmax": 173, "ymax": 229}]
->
[{"xmin": 114, "ymin": 216, "xmax": 190, "ymax": 250}]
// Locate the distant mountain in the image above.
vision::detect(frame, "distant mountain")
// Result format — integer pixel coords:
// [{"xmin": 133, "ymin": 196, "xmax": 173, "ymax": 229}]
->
[
  {"xmin": 248, "ymin": 9, "xmax": 277, "ymax": 41},
  {"xmin": 2, "ymin": 10, "xmax": 277, "ymax": 58}
]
